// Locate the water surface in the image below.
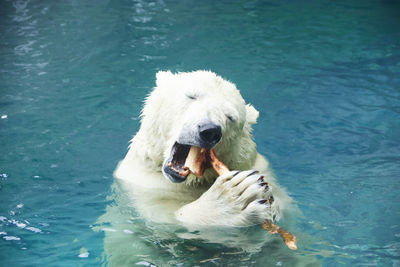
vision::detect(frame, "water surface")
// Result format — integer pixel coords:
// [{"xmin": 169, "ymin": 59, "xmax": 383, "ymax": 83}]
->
[{"xmin": 1, "ymin": 0, "xmax": 399, "ymax": 266}]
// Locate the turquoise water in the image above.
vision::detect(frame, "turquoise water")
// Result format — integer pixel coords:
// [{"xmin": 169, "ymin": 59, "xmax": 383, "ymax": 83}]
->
[{"xmin": 1, "ymin": 0, "xmax": 400, "ymax": 266}]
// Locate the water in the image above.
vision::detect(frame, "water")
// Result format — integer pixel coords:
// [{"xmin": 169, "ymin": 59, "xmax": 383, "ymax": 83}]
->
[{"xmin": 1, "ymin": 0, "xmax": 399, "ymax": 265}]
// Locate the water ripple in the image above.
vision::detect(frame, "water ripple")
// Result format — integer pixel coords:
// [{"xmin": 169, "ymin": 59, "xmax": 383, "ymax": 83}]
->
[{"xmin": 1, "ymin": 0, "xmax": 399, "ymax": 266}]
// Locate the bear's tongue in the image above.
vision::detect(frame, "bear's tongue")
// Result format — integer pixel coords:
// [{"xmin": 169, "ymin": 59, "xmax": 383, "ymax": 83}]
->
[{"xmin": 168, "ymin": 143, "xmax": 209, "ymax": 178}]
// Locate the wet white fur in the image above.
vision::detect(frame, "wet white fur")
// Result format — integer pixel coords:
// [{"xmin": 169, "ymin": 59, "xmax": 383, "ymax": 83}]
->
[{"xmin": 114, "ymin": 70, "xmax": 292, "ymax": 227}]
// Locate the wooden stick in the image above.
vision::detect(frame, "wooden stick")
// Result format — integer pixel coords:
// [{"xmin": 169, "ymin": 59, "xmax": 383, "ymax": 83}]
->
[
  {"xmin": 209, "ymin": 149, "xmax": 298, "ymax": 250},
  {"xmin": 261, "ymin": 220, "xmax": 297, "ymax": 250},
  {"xmin": 209, "ymin": 149, "xmax": 230, "ymax": 176}
]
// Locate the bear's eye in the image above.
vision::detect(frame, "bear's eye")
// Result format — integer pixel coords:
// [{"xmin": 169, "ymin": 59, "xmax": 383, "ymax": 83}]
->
[
  {"xmin": 227, "ymin": 115, "xmax": 236, "ymax": 122},
  {"xmin": 186, "ymin": 94, "xmax": 197, "ymax": 100}
]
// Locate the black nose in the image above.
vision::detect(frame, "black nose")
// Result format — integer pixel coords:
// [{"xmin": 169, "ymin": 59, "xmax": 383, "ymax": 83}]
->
[{"xmin": 199, "ymin": 123, "xmax": 222, "ymax": 148}]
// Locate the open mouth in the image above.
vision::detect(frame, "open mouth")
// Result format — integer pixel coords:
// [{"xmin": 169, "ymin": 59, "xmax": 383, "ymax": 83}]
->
[{"xmin": 162, "ymin": 142, "xmax": 210, "ymax": 183}]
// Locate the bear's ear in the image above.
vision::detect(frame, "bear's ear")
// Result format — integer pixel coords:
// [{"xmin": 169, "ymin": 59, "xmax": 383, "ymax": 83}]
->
[
  {"xmin": 156, "ymin": 70, "xmax": 174, "ymax": 87},
  {"xmin": 246, "ymin": 104, "xmax": 259, "ymax": 125}
]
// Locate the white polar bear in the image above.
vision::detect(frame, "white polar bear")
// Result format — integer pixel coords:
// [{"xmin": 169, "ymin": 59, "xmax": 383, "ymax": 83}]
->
[{"xmin": 114, "ymin": 70, "xmax": 293, "ymax": 227}]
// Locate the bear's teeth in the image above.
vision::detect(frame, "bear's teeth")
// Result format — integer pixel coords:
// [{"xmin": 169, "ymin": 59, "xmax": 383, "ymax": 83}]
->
[
  {"xmin": 184, "ymin": 146, "xmax": 207, "ymax": 177},
  {"xmin": 168, "ymin": 162, "xmax": 190, "ymax": 177},
  {"xmin": 180, "ymin": 167, "xmax": 190, "ymax": 177}
]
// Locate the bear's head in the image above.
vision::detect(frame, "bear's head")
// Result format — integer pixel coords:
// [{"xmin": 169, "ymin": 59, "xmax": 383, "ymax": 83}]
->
[{"xmin": 132, "ymin": 70, "xmax": 259, "ymax": 185}]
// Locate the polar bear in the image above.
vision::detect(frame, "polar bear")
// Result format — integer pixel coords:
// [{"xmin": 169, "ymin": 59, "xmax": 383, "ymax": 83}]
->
[
  {"xmin": 114, "ymin": 70, "xmax": 293, "ymax": 227},
  {"xmin": 94, "ymin": 71, "xmax": 323, "ymax": 266}
]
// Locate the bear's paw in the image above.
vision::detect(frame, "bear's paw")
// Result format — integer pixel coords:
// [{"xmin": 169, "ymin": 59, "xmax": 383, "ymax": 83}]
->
[{"xmin": 176, "ymin": 170, "xmax": 280, "ymax": 227}]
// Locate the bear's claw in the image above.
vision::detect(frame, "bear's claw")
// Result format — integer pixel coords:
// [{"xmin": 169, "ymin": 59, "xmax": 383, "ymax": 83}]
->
[{"xmin": 209, "ymin": 150, "xmax": 297, "ymax": 251}]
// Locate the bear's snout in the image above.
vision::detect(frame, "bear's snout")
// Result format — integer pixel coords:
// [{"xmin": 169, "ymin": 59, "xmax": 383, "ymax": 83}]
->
[{"xmin": 198, "ymin": 122, "xmax": 222, "ymax": 148}]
